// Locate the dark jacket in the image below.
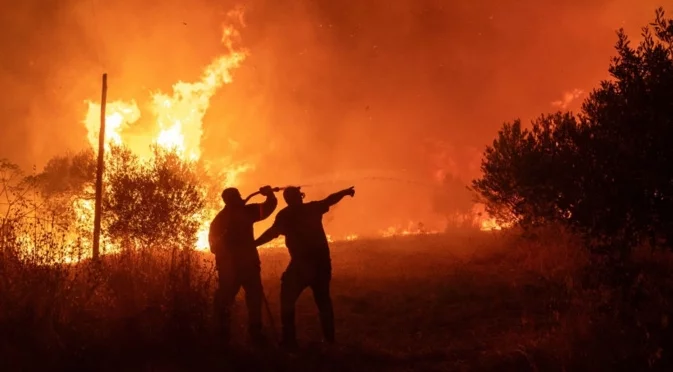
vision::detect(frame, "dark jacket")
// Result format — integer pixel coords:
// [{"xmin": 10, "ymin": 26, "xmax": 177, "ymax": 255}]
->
[{"xmin": 209, "ymin": 195, "xmax": 277, "ymax": 268}]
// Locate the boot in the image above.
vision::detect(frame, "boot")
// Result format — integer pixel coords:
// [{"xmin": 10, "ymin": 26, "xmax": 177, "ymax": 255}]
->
[
  {"xmin": 279, "ymin": 326, "xmax": 299, "ymax": 351},
  {"xmin": 319, "ymin": 312, "xmax": 335, "ymax": 344},
  {"xmin": 217, "ymin": 322, "xmax": 231, "ymax": 349},
  {"xmin": 249, "ymin": 323, "xmax": 268, "ymax": 348},
  {"xmin": 215, "ymin": 304, "xmax": 231, "ymax": 348}
]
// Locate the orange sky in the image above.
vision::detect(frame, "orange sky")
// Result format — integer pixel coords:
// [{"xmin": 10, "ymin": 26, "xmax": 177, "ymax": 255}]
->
[{"xmin": 0, "ymin": 0, "xmax": 667, "ymax": 236}]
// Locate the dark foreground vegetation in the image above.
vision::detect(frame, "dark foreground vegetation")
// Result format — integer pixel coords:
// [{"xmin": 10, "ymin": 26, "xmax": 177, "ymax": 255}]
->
[
  {"xmin": 2, "ymin": 228, "xmax": 672, "ymax": 371},
  {"xmin": 3, "ymin": 6, "xmax": 673, "ymax": 372}
]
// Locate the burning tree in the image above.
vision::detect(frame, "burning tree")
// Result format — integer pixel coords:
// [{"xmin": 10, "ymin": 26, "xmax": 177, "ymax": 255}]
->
[
  {"xmin": 22, "ymin": 144, "xmax": 208, "ymax": 261},
  {"xmin": 2, "ymin": 8, "xmax": 254, "ymax": 261},
  {"xmin": 36, "ymin": 149, "xmax": 97, "ymax": 225},
  {"xmin": 472, "ymin": 7, "xmax": 673, "ymax": 254},
  {"xmin": 103, "ymin": 145, "xmax": 206, "ymax": 252},
  {"xmin": 0, "ymin": 159, "xmax": 33, "ymax": 259},
  {"xmin": 0, "ymin": 156, "xmax": 92, "ymax": 263}
]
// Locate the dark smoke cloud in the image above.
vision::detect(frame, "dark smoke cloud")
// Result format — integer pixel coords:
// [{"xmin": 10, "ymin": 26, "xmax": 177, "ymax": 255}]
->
[{"xmin": 0, "ymin": 0, "xmax": 667, "ymax": 235}]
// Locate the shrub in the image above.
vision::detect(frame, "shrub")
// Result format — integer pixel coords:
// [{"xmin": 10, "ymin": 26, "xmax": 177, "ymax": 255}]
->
[{"xmin": 472, "ymin": 8, "xmax": 673, "ymax": 255}]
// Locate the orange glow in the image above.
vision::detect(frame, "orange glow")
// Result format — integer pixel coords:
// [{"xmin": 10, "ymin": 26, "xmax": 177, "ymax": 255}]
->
[
  {"xmin": 150, "ymin": 26, "xmax": 247, "ymax": 161},
  {"xmin": 478, "ymin": 217, "xmax": 507, "ymax": 231},
  {"xmin": 2, "ymin": 0, "xmax": 665, "ymax": 261},
  {"xmin": 74, "ymin": 9, "xmax": 249, "ymax": 256},
  {"xmin": 470, "ymin": 204, "xmax": 512, "ymax": 231},
  {"xmin": 552, "ymin": 89, "xmax": 585, "ymax": 110},
  {"xmin": 84, "ymin": 100, "xmax": 141, "ymax": 150},
  {"xmin": 69, "ymin": 7, "xmax": 512, "ymax": 258},
  {"xmin": 380, "ymin": 221, "xmax": 440, "ymax": 238},
  {"xmin": 84, "ymin": 21, "xmax": 247, "ymax": 161}
]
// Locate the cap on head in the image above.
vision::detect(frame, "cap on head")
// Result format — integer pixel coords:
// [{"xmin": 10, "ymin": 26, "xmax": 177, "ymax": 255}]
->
[
  {"xmin": 283, "ymin": 186, "xmax": 304, "ymax": 205},
  {"xmin": 221, "ymin": 187, "xmax": 243, "ymax": 205}
]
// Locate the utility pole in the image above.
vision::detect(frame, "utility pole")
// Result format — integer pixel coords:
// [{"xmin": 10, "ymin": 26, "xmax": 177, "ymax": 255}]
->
[{"xmin": 92, "ymin": 73, "xmax": 107, "ymax": 261}]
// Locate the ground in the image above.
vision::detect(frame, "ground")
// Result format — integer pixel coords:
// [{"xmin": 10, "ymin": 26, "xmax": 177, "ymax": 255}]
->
[{"xmin": 2, "ymin": 227, "xmax": 671, "ymax": 371}]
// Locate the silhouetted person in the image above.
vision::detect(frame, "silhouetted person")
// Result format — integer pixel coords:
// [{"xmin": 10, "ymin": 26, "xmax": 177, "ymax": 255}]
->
[
  {"xmin": 255, "ymin": 186, "xmax": 355, "ymax": 349},
  {"xmin": 209, "ymin": 185, "xmax": 277, "ymax": 347}
]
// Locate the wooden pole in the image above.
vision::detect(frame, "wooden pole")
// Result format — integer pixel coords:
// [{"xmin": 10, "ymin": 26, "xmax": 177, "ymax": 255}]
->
[{"xmin": 92, "ymin": 73, "xmax": 107, "ymax": 261}]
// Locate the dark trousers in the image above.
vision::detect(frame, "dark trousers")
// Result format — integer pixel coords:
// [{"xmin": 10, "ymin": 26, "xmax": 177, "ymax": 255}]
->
[
  {"xmin": 280, "ymin": 260, "xmax": 334, "ymax": 343},
  {"xmin": 214, "ymin": 262, "xmax": 264, "ymax": 342}
]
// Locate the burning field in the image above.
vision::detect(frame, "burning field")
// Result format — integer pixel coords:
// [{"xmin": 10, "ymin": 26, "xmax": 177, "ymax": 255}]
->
[
  {"xmin": 1, "ymin": 5, "xmax": 505, "ymax": 265},
  {"xmin": 1, "ymin": 225, "xmax": 672, "ymax": 371},
  {"xmin": 3, "ymin": 0, "xmax": 673, "ymax": 371}
]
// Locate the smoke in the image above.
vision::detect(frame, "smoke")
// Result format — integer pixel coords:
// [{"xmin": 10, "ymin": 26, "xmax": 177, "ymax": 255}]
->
[{"xmin": 0, "ymin": 0, "xmax": 666, "ymax": 236}]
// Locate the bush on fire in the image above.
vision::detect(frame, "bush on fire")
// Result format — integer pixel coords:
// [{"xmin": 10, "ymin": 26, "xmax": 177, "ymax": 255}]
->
[
  {"xmin": 35, "ymin": 145, "xmax": 206, "ymax": 253},
  {"xmin": 103, "ymin": 145, "xmax": 206, "ymax": 251}
]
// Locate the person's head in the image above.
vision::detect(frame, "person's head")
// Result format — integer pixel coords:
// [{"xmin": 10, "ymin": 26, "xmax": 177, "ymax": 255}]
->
[
  {"xmin": 283, "ymin": 186, "xmax": 304, "ymax": 206},
  {"xmin": 221, "ymin": 187, "xmax": 244, "ymax": 206}
]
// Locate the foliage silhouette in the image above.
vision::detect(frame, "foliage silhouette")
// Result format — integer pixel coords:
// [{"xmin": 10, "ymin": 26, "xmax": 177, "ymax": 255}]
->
[
  {"xmin": 31, "ymin": 145, "xmax": 208, "ymax": 256},
  {"xmin": 103, "ymin": 145, "xmax": 206, "ymax": 252},
  {"xmin": 472, "ymin": 7, "xmax": 673, "ymax": 254}
]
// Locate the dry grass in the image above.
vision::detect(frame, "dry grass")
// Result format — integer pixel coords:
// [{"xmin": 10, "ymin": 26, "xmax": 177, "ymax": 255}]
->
[{"xmin": 1, "ymin": 226, "xmax": 672, "ymax": 371}]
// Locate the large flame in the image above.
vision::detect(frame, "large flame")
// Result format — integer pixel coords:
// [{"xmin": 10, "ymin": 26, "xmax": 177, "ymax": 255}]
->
[
  {"xmin": 68, "ymin": 7, "xmax": 508, "ymax": 261},
  {"xmin": 84, "ymin": 100, "xmax": 141, "ymax": 150},
  {"xmin": 151, "ymin": 25, "xmax": 246, "ymax": 161},
  {"xmin": 84, "ymin": 22, "xmax": 247, "ymax": 158},
  {"xmin": 73, "ymin": 9, "xmax": 249, "ymax": 257}
]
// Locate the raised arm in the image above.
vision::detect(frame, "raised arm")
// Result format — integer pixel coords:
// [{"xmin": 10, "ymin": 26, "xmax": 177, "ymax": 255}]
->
[
  {"xmin": 320, "ymin": 186, "xmax": 355, "ymax": 208},
  {"xmin": 255, "ymin": 224, "xmax": 281, "ymax": 247}
]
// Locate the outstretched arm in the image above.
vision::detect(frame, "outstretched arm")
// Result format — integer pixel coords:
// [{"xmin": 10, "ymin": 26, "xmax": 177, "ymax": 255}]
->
[
  {"xmin": 320, "ymin": 186, "xmax": 355, "ymax": 208},
  {"xmin": 255, "ymin": 225, "xmax": 281, "ymax": 247}
]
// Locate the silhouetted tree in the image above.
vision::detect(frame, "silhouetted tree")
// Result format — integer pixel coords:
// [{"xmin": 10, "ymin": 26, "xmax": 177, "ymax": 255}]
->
[
  {"xmin": 33, "ymin": 149, "xmax": 97, "ymax": 234},
  {"xmin": 103, "ymin": 145, "xmax": 206, "ymax": 252},
  {"xmin": 37, "ymin": 149, "xmax": 97, "ymax": 195},
  {"xmin": 472, "ymin": 8, "xmax": 673, "ymax": 254},
  {"xmin": 33, "ymin": 146, "xmax": 207, "ymax": 254},
  {"xmin": 1, "ymin": 159, "xmax": 33, "ymax": 257},
  {"xmin": 0, "ymin": 159, "xmax": 34, "ymax": 223},
  {"xmin": 472, "ymin": 112, "xmax": 583, "ymax": 228}
]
